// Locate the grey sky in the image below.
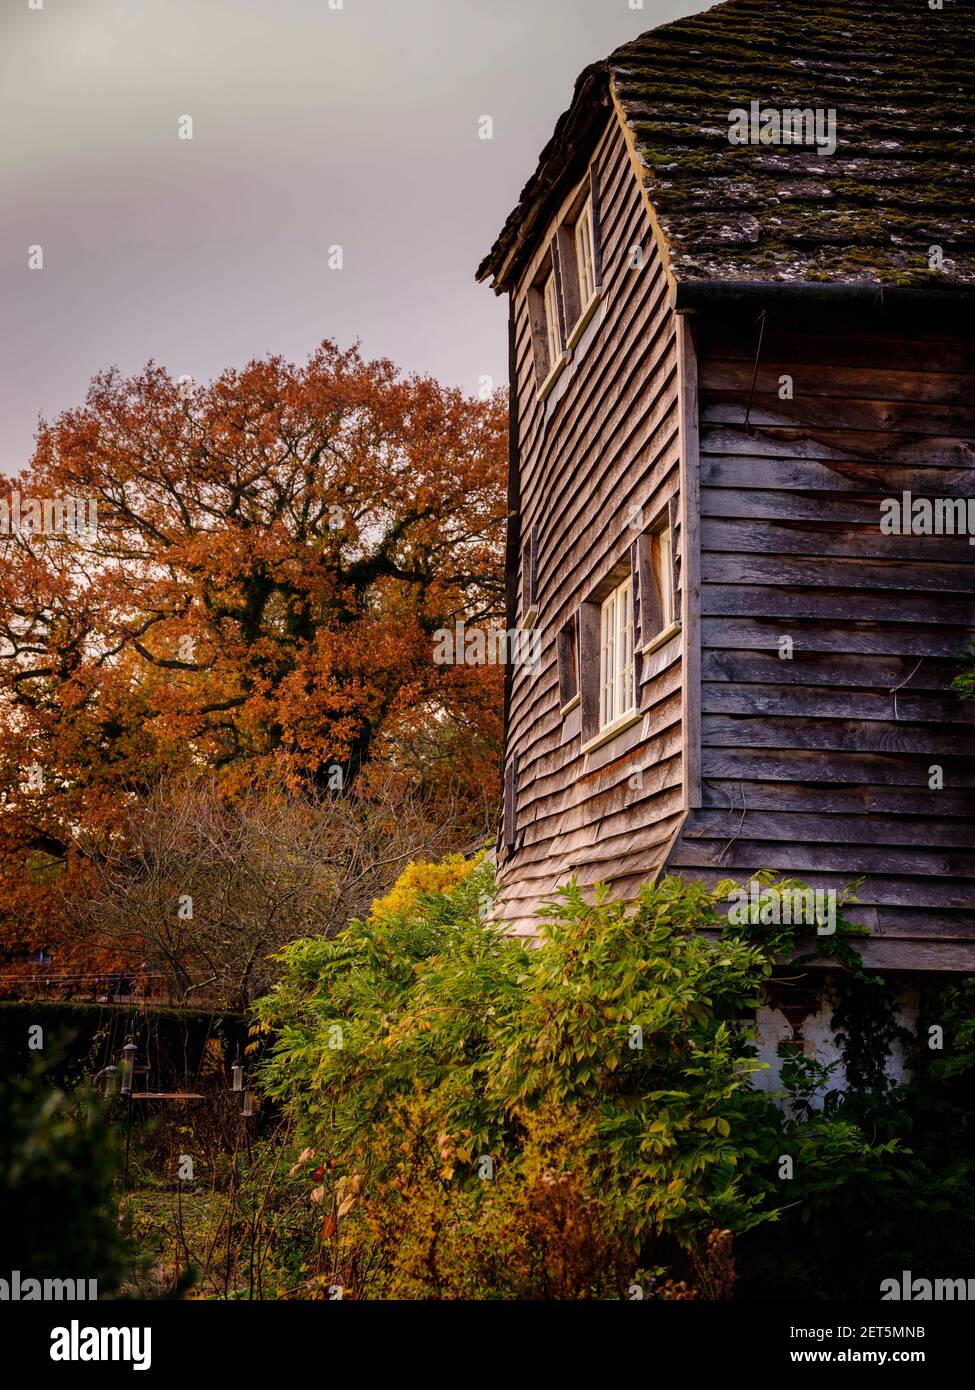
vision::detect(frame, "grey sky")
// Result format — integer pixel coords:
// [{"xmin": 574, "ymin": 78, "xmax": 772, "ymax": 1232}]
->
[{"xmin": 1, "ymin": 0, "xmax": 698, "ymax": 475}]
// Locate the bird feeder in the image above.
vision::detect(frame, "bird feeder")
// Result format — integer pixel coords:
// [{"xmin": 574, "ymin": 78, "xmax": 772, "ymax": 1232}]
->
[{"xmin": 120, "ymin": 1037, "xmax": 138, "ymax": 1097}]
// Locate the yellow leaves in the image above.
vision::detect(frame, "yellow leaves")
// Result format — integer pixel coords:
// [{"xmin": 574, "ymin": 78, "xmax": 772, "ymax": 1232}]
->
[
  {"xmin": 310, "ymin": 1184, "xmax": 325, "ymax": 1205},
  {"xmin": 368, "ymin": 854, "xmax": 481, "ymax": 925}
]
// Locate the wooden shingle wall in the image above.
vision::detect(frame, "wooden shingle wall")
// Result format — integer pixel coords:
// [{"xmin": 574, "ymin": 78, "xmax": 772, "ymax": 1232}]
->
[{"xmin": 496, "ymin": 113, "xmax": 684, "ymax": 935}]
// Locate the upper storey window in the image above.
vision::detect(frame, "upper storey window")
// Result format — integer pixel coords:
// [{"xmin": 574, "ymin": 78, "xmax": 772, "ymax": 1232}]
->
[
  {"xmin": 543, "ymin": 270, "xmax": 561, "ymax": 376},
  {"xmin": 526, "ymin": 167, "xmax": 603, "ymax": 402},
  {"xmin": 574, "ymin": 197, "xmax": 597, "ymax": 307},
  {"xmin": 599, "ymin": 577, "xmax": 635, "ymax": 731}
]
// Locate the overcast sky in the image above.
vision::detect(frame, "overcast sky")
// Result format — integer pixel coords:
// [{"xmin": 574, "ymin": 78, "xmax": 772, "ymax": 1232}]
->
[{"xmin": 1, "ymin": 0, "xmax": 699, "ymax": 475}]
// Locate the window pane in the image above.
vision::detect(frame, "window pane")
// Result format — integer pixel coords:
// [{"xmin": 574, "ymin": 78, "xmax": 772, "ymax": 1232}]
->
[
  {"xmin": 658, "ymin": 527, "xmax": 673, "ymax": 628},
  {"xmin": 617, "ymin": 580, "xmax": 634, "ymax": 716},
  {"xmin": 575, "ymin": 201, "xmax": 595, "ymax": 305},
  {"xmin": 599, "ymin": 580, "xmax": 634, "ymax": 731},
  {"xmin": 543, "ymin": 272, "xmax": 560, "ymax": 370}
]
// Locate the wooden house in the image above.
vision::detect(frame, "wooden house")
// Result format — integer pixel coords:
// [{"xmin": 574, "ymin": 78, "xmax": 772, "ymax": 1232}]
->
[{"xmin": 476, "ymin": 0, "xmax": 975, "ymax": 986}]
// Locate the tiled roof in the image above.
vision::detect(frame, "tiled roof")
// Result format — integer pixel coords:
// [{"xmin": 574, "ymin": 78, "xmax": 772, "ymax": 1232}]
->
[{"xmin": 478, "ymin": 0, "xmax": 975, "ymax": 291}]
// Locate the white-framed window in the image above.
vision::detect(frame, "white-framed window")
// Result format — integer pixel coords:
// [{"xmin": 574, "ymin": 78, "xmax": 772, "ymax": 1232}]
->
[
  {"xmin": 655, "ymin": 525, "xmax": 674, "ymax": 631},
  {"xmin": 575, "ymin": 198, "xmax": 596, "ymax": 306},
  {"xmin": 599, "ymin": 577, "xmax": 634, "ymax": 730},
  {"xmin": 543, "ymin": 271, "xmax": 561, "ymax": 373}
]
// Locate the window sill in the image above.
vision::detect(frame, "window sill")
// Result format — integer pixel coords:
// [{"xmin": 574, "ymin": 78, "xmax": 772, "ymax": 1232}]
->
[
  {"xmin": 639, "ymin": 621, "xmax": 681, "ymax": 657},
  {"xmin": 536, "ymin": 353, "xmax": 567, "ymax": 403},
  {"xmin": 559, "ymin": 693, "xmax": 580, "ymax": 717},
  {"xmin": 580, "ymin": 708, "xmax": 642, "ymax": 756},
  {"xmin": 566, "ymin": 287, "xmax": 603, "ymax": 352}
]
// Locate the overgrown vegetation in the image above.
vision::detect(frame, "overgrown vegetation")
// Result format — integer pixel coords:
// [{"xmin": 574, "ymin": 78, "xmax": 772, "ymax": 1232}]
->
[
  {"xmin": 6, "ymin": 859, "xmax": 973, "ymax": 1300},
  {"xmin": 1, "ymin": 1044, "xmax": 130, "ymax": 1290},
  {"xmin": 241, "ymin": 860, "xmax": 975, "ymax": 1300}
]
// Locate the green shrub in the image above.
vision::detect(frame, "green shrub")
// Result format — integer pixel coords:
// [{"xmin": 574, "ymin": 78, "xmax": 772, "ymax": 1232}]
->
[
  {"xmin": 0, "ymin": 1044, "xmax": 130, "ymax": 1290},
  {"xmin": 253, "ymin": 863, "xmax": 975, "ymax": 1299}
]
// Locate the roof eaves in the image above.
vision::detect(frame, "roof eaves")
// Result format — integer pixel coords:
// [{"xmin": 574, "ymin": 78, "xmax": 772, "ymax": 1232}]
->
[
  {"xmin": 674, "ymin": 277, "xmax": 975, "ymax": 326},
  {"xmin": 476, "ymin": 61, "xmax": 611, "ymax": 294}
]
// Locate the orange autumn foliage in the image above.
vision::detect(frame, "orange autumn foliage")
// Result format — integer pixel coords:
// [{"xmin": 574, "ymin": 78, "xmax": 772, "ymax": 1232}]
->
[{"xmin": 0, "ymin": 342, "xmax": 507, "ymax": 968}]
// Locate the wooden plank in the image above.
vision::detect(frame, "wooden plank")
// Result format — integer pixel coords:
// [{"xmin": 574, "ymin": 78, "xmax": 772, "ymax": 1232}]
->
[
  {"xmin": 701, "ymin": 682, "xmax": 975, "ymax": 725},
  {"xmin": 669, "ymin": 843, "xmax": 975, "ymax": 897},
  {"xmin": 698, "ymin": 321, "xmax": 975, "ymax": 375},
  {"xmin": 701, "ymin": 585, "xmax": 975, "ymax": 625},
  {"xmin": 702, "ymin": 551, "xmax": 975, "ymax": 596},
  {"xmin": 701, "ymin": 713, "xmax": 975, "ymax": 755},
  {"xmin": 678, "ymin": 313, "xmax": 702, "ymax": 812},
  {"xmin": 685, "ymin": 808, "xmax": 975, "ymax": 849},
  {"xmin": 701, "ymin": 777, "xmax": 975, "ymax": 818},
  {"xmin": 701, "ymin": 616, "xmax": 975, "ymax": 658},
  {"xmin": 701, "ymin": 648, "xmax": 959, "ymax": 692},
  {"xmin": 700, "ymin": 428, "xmax": 975, "ymax": 469},
  {"xmin": 700, "ymin": 745, "xmax": 975, "ymax": 787},
  {"xmin": 701, "ymin": 395, "xmax": 975, "ymax": 438},
  {"xmin": 700, "ymin": 357, "xmax": 975, "ymax": 405},
  {"xmin": 701, "ymin": 517, "xmax": 975, "ymax": 565},
  {"xmin": 701, "ymin": 487, "xmax": 914, "ymax": 525}
]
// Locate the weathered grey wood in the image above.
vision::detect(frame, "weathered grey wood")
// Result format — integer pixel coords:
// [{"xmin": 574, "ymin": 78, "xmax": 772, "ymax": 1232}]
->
[
  {"xmin": 701, "ymin": 713, "xmax": 975, "ymax": 755},
  {"xmin": 698, "ymin": 321, "xmax": 975, "ymax": 374},
  {"xmin": 701, "ymin": 430, "xmax": 975, "ymax": 468},
  {"xmin": 702, "ymin": 587, "xmax": 975, "ymax": 625},
  {"xmin": 701, "ymin": 396, "xmax": 975, "ymax": 437},
  {"xmin": 495, "ymin": 114, "xmax": 975, "ymax": 962},
  {"xmin": 678, "ymin": 313, "xmax": 702, "ymax": 811},
  {"xmin": 700, "ymin": 745, "xmax": 975, "ymax": 787},
  {"xmin": 496, "ymin": 111, "xmax": 685, "ymax": 932},
  {"xmin": 701, "ymin": 683, "xmax": 975, "ymax": 725},
  {"xmin": 701, "ymin": 778, "xmax": 975, "ymax": 818},
  {"xmin": 686, "ymin": 808, "xmax": 975, "ymax": 848},
  {"xmin": 699, "ymin": 358, "xmax": 975, "ymax": 405},
  {"xmin": 701, "ymin": 648, "xmax": 959, "ymax": 691},
  {"xmin": 701, "ymin": 518, "xmax": 975, "ymax": 566},
  {"xmin": 702, "ymin": 552, "xmax": 975, "ymax": 597},
  {"xmin": 701, "ymin": 617, "xmax": 975, "ymax": 659}
]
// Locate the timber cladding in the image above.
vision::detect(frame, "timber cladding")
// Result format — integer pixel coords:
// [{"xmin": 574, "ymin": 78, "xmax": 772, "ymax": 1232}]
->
[
  {"xmin": 662, "ymin": 310, "xmax": 975, "ymax": 970},
  {"xmin": 480, "ymin": 0, "xmax": 975, "ymax": 963},
  {"xmin": 496, "ymin": 111, "xmax": 684, "ymax": 936}
]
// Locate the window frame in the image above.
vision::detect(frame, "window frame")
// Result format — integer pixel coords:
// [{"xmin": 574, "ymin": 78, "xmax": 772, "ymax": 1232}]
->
[
  {"xmin": 520, "ymin": 522, "xmax": 539, "ymax": 629},
  {"xmin": 542, "ymin": 271, "xmax": 561, "ymax": 377},
  {"xmin": 598, "ymin": 576, "xmax": 635, "ymax": 732},
  {"xmin": 557, "ymin": 612, "xmax": 580, "ymax": 712},
  {"xmin": 526, "ymin": 167, "xmax": 603, "ymax": 401},
  {"xmin": 635, "ymin": 500, "xmax": 680, "ymax": 655},
  {"xmin": 578, "ymin": 557, "xmax": 639, "ymax": 749},
  {"xmin": 575, "ymin": 197, "xmax": 596, "ymax": 308}
]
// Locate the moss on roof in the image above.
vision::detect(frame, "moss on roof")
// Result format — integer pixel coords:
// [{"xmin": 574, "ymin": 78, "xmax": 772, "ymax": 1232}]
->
[{"xmin": 478, "ymin": 0, "xmax": 975, "ymax": 290}]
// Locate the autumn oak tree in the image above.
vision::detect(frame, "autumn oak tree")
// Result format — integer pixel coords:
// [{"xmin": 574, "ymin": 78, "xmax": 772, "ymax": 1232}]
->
[{"xmin": 0, "ymin": 342, "xmax": 507, "ymax": 963}]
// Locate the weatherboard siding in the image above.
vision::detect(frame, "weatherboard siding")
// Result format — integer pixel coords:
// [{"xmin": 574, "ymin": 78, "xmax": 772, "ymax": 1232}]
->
[
  {"xmin": 497, "ymin": 112, "xmax": 684, "ymax": 935},
  {"xmin": 661, "ymin": 311, "xmax": 975, "ymax": 967}
]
